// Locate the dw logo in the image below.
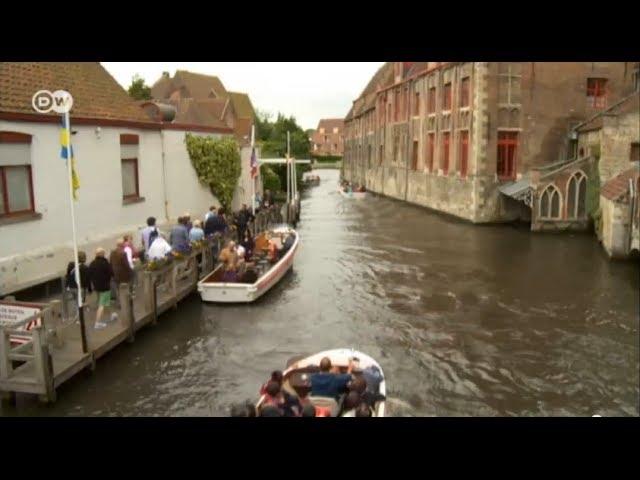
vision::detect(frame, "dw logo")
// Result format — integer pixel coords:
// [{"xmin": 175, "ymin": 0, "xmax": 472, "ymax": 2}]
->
[{"xmin": 32, "ymin": 90, "xmax": 74, "ymax": 114}]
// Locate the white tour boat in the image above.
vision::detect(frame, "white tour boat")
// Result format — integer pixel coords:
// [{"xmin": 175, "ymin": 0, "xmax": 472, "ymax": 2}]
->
[
  {"xmin": 255, "ymin": 348, "xmax": 386, "ymax": 417},
  {"xmin": 197, "ymin": 226, "xmax": 299, "ymax": 303}
]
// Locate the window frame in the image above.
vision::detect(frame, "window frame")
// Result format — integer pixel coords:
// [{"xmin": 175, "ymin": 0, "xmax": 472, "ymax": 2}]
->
[
  {"xmin": 460, "ymin": 77, "xmax": 470, "ymax": 108},
  {"xmin": 0, "ymin": 165, "xmax": 35, "ymax": 217},
  {"xmin": 443, "ymin": 82, "xmax": 452, "ymax": 111},
  {"xmin": 459, "ymin": 130, "xmax": 469, "ymax": 178},
  {"xmin": 121, "ymin": 158, "xmax": 140, "ymax": 200},
  {"xmin": 497, "ymin": 131, "xmax": 518, "ymax": 180},
  {"xmin": 586, "ymin": 78, "xmax": 608, "ymax": 109},
  {"xmin": 539, "ymin": 184, "xmax": 562, "ymax": 220},
  {"xmin": 441, "ymin": 132, "xmax": 451, "ymax": 175}
]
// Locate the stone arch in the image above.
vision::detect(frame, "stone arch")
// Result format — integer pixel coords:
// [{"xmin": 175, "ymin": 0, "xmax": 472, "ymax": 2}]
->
[
  {"xmin": 539, "ymin": 184, "xmax": 562, "ymax": 220},
  {"xmin": 566, "ymin": 170, "xmax": 588, "ymax": 219}
]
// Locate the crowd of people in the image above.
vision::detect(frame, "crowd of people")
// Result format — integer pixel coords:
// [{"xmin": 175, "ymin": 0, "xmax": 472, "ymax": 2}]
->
[
  {"xmin": 63, "ymin": 202, "xmax": 270, "ymax": 329},
  {"xmin": 230, "ymin": 356, "xmax": 385, "ymax": 417}
]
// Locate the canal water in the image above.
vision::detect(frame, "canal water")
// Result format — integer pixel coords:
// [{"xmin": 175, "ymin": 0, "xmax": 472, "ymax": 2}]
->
[{"xmin": 2, "ymin": 169, "xmax": 638, "ymax": 416}]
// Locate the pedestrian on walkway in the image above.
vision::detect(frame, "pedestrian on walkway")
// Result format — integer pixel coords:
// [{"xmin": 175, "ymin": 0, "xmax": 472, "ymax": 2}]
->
[{"xmin": 89, "ymin": 248, "xmax": 113, "ymax": 329}]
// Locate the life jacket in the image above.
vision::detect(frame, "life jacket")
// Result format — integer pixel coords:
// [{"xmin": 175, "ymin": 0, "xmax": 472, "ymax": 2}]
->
[{"xmin": 315, "ymin": 406, "xmax": 332, "ymax": 417}]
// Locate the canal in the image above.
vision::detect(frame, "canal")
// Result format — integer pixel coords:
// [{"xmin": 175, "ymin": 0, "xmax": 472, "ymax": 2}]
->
[{"xmin": 2, "ymin": 169, "xmax": 638, "ymax": 416}]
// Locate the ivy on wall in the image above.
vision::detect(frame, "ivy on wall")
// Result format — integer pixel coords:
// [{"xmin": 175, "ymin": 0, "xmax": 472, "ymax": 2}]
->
[{"xmin": 185, "ymin": 134, "xmax": 241, "ymax": 209}]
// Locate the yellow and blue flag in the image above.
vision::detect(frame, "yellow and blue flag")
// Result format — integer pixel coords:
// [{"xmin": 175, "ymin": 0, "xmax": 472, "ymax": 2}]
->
[{"xmin": 60, "ymin": 115, "xmax": 80, "ymax": 200}]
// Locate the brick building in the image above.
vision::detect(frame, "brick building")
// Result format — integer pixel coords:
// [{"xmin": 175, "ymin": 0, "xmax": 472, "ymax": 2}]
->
[
  {"xmin": 343, "ymin": 62, "xmax": 638, "ymax": 227},
  {"xmin": 311, "ymin": 118, "xmax": 344, "ymax": 156},
  {"xmin": 149, "ymin": 70, "xmax": 257, "ymax": 146}
]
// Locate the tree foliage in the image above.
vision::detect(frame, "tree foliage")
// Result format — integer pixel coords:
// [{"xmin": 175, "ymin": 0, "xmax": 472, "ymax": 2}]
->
[
  {"xmin": 127, "ymin": 74, "xmax": 152, "ymax": 101},
  {"xmin": 254, "ymin": 111, "xmax": 311, "ymax": 192},
  {"xmin": 185, "ymin": 134, "xmax": 241, "ymax": 210}
]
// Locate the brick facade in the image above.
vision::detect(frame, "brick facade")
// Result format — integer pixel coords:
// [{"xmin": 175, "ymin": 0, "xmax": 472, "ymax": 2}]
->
[{"xmin": 343, "ymin": 62, "xmax": 638, "ymax": 225}]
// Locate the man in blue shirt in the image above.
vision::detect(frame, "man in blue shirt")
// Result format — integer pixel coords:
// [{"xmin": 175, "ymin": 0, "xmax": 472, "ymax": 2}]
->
[{"xmin": 310, "ymin": 357, "xmax": 353, "ymax": 399}]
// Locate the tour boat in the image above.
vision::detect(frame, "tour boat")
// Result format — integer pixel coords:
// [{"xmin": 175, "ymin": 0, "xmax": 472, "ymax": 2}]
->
[
  {"xmin": 255, "ymin": 348, "xmax": 386, "ymax": 417},
  {"xmin": 303, "ymin": 176, "xmax": 321, "ymax": 187},
  {"xmin": 338, "ymin": 187, "xmax": 367, "ymax": 199},
  {"xmin": 197, "ymin": 226, "xmax": 299, "ymax": 303}
]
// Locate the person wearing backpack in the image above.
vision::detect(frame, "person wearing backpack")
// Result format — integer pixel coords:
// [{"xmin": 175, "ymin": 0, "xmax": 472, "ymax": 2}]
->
[{"xmin": 141, "ymin": 217, "xmax": 158, "ymax": 252}]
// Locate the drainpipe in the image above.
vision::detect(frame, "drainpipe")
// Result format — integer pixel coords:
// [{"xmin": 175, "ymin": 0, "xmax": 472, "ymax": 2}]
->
[{"xmin": 160, "ymin": 129, "xmax": 170, "ymax": 222}]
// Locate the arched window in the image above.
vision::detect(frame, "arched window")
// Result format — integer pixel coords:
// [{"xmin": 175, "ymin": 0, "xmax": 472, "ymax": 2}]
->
[
  {"xmin": 566, "ymin": 171, "xmax": 587, "ymax": 219},
  {"xmin": 539, "ymin": 184, "xmax": 562, "ymax": 220}
]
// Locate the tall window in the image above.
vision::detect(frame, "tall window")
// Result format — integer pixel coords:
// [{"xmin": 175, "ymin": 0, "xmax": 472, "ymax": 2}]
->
[
  {"xmin": 0, "ymin": 132, "xmax": 34, "ymax": 217},
  {"xmin": 120, "ymin": 134, "xmax": 140, "ymax": 200},
  {"xmin": 414, "ymin": 92, "xmax": 420, "ymax": 116},
  {"xmin": 412, "ymin": 140, "xmax": 419, "ymax": 170},
  {"xmin": 443, "ymin": 83, "xmax": 452, "ymax": 111},
  {"xmin": 441, "ymin": 132, "xmax": 450, "ymax": 175},
  {"xmin": 394, "ymin": 89, "xmax": 400, "ymax": 122},
  {"xmin": 539, "ymin": 185, "xmax": 561, "ymax": 220},
  {"xmin": 459, "ymin": 131, "xmax": 469, "ymax": 178},
  {"xmin": 379, "ymin": 144, "xmax": 384, "ymax": 166},
  {"xmin": 587, "ymin": 78, "xmax": 607, "ymax": 108},
  {"xmin": 427, "ymin": 133, "xmax": 435, "ymax": 172},
  {"xmin": 368, "ymin": 145, "xmax": 372, "ymax": 169},
  {"xmin": 566, "ymin": 171, "xmax": 587, "ymax": 219},
  {"xmin": 428, "ymin": 87, "xmax": 436, "ymax": 113},
  {"xmin": 497, "ymin": 131, "xmax": 518, "ymax": 180},
  {"xmin": 460, "ymin": 77, "xmax": 470, "ymax": 108},
  {"xmin": 630, "ymin": 142, "xmax": 640, "ymax": 162}
]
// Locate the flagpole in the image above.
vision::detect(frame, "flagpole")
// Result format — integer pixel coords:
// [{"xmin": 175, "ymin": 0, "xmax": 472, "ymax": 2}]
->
[
  {"xmin": 64, "ymin": 111, "xmax": 82, "ymax": 310},
  {"xmin": 251, "ymin": 124, "xmax": 256, "ymax": 216},
  {"xmin": 286, "ymin": 131, "xmax": 291, "ymax": 205}
]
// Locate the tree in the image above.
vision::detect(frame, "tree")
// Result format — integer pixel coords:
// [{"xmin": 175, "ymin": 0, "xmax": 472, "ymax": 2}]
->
[{"xmin": 128, "ymin": 74, "xmax": 152, "ymax": 101}]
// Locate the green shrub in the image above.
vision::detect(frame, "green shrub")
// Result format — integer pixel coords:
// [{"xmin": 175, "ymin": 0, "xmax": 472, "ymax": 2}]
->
[{"xmin": 185, "ymin": 134, "xmax": 241, "ymax": 210}]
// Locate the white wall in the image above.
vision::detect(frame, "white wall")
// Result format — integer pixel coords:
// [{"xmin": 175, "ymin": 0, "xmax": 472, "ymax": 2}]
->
[
  {"xmin": 0, "ymin": 121, "xmax": 233, "ymax": 295},
  {"xmin": 162, "ymin": 130, "xmax": 222, "ymax": 221}
]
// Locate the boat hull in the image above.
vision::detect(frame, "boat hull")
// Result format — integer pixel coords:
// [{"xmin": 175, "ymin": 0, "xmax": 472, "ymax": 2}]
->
[{"xmin": 338, "ymin": 188, "xmax": 367, "ymax": 199}]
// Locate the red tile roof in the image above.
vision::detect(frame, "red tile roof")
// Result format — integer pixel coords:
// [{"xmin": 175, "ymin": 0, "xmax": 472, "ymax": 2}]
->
[
  {"xmin": 601, "ymin": 166, "xmax": 640, "ymax": 202},
  {"xmin": 0, "ymin": 62, "xmax": 153, "ymax": 123}
]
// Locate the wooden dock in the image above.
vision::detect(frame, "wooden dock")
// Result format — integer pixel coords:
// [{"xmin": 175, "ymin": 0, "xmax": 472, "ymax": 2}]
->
[
  {"xmin": 0, "ymin": 241, "xmax": 215, "ymax": 403},
  {"xmin": 0, "ymin": 207, "xmax": 287, "ymax": 404}
]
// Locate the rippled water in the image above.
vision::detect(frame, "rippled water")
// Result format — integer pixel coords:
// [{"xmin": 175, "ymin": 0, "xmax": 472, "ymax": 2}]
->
[{"xmin": 2, "ymin": 169, "xmax": 638, "ymax": 417}]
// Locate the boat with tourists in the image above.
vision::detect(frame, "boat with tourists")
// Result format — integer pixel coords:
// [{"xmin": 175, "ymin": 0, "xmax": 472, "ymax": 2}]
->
[
  {"xmin": 197, "ymin": 226, "xmax": 299, "ymax": 303},
  {"xmin": 255, "ymin": 348, "xmax": 386, "ymax": 417}
]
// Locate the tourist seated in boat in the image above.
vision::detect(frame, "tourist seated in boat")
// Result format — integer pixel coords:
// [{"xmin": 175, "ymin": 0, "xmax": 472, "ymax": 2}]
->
[
  {"xmin": 355, "ymin": 403, "xmax": 372, "ymax": 417},
  {"xmin": 267, "ymin": 234, "xmax": 280, "ymax": 263},
  {"xmin": 218, "ymin": 240, "xmax": 239, "ymax": 282},
  {"xmin": 340, "ymin": 391, "xmax": 362, "ymax": 417},
  {"xmin": 240, "ymin": 229, "xmax": 255, "ymax": 261},
  {"xmin": 310, "ymin": 357, "xmax": 354, "ymax": 401},
  {"xmin": 279, "ymin": 233, "xmax": 295, "ymax": 259},
  {"xmin": 260, "ymin": 371, "xmax": 284, "ymax": 395},
  {"xmin": 259, "ymin": 405, "xmax": 283, "ymax": 417},
  {"xmin": 301, "ymin": 404, "xmax": 317, "ymax": 417},
  {"xmin": 260, "ymin": 380, "xmax": 302, "ymax": 417},
  {"xmin": 348, "ymin": 375, "xmax": 385, "ymax": 408},
  {"xmin": 239, "ymin": 267, "xmax": 258, "ymax": 284}
]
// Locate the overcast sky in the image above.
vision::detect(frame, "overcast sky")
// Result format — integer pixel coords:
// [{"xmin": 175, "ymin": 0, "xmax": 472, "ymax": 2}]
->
[{"xmin": 101, "ymin": 62, "xmax": 383, "ymax": 130}]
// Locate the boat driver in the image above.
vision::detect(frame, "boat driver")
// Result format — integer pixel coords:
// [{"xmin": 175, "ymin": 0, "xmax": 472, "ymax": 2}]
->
[{"xmin": 309, "ymin": 357, "xmax": 355, "ymax": 400}]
